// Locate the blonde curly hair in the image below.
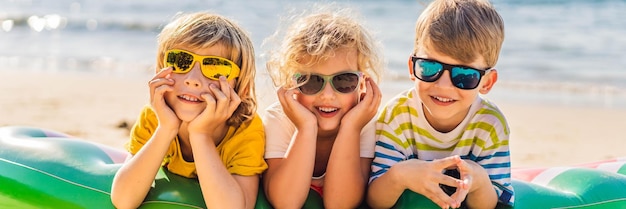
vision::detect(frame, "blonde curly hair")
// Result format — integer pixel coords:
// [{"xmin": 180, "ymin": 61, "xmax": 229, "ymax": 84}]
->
[{"xmin": 265, "ymin": 5, "xmax": 384, "ymax": 88}]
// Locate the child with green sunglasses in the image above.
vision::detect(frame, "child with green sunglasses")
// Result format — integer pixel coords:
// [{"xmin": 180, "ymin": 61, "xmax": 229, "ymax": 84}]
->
[
  {"xmin": 367, "ymin": 0, "xmax": 514, "ymax": 208},
  {"xmin": 262, "ymin": 4, "xmax": 384, "ymax": 209},
  {"xmin": 111, "ymin": 12, "xmax": 266, "ymax": 209}
]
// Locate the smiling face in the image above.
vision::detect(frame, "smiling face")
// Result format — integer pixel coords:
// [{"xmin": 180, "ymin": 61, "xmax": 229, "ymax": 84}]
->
[
  {"xmin": 164, "ymin": 44, "xmax": 237, "ymax": 122},
  {"xmin": 413, "ymin": 47, "xmax": 496, "ymax": 132},
  {"xmin": 296, "ymin": 47, "xmax": 361, "ymax": 135}
]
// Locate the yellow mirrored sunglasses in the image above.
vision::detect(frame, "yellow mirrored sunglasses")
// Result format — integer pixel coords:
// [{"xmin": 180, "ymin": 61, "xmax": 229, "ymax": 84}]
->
[{"xmin": 163, "ymin": 49, "xmax": 240, "ymax": 80}]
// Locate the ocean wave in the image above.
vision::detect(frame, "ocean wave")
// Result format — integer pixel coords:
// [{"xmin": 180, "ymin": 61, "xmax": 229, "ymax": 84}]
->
[{"xmin": 0, "ymin": 14, "xmax": 162, "ymax": 33}]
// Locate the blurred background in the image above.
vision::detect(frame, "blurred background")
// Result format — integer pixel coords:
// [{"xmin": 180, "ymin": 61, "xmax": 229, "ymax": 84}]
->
[{"xmin": 1, "ymin": 0, "xmax": 625, "ymax": 109}]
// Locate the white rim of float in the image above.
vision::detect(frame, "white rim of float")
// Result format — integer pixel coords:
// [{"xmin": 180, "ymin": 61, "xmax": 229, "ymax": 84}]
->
[
  {"xmin": 1, "ymin": 157, "xmax": 206, "ymax": 208},
  {"xmin": 0, "ymin": 158, "xmax": 109, "ymax": 195},
  {"xmin": 553, "ymin": 198, "xmax": 626, "ymax": 209}
]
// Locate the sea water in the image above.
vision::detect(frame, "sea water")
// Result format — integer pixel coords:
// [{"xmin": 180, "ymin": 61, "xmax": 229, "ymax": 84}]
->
[{"xmin": 1, "ymin": 0, "xmax": 625, "ymax": 108}]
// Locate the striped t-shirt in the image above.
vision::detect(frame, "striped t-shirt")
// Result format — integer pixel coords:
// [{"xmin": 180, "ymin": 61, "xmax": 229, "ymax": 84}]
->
[{"xmin": 370, "ymin": 88, "xmax": 514, "ymax": 206}]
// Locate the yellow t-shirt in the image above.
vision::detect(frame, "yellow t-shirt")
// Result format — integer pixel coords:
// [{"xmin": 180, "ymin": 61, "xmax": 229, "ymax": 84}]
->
[{"xmin": 126, "ymin": 106, "xmax": 268, "ymax": 178}]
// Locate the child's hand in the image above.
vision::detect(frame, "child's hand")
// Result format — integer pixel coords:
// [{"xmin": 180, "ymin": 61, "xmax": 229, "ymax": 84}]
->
[
  {"xmin": 149, "ymin": 67, "xmax": 180, "ymax": 130},
  {"xmin": 399, "ymin": 156, "xmax": 465, "ymax": 209},
  {"xmin": 188, "ymin": 76, "xmax": 241, "ymax": 142},
  {"xmin": 341, "ymin": 77, "xmax": 381, "ymax": 130},
  {"xmin": 276, "ymin": 86, "xmax": 316, "ymax": 129},
  {"xmin": 447, "ymin": 160, "xmax": 472, "ymax": 206}
]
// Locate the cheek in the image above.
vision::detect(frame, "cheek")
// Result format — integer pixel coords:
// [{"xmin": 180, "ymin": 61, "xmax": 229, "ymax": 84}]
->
[
  {"xmin": 340, "ymin": 93, "xmax": 359, "ymax": 108},
  {"xmin": 416, "ymin": 80, "xmax": 431, "ymax": 90},
  {"xmin": 295, "ymin": 94, "xmax": 315, "ymax": 107},
  {"xmin": 459, "ymin": 90, "xmax": 479, "ymax": 99},
  {"xmin": 163, "ymin": 91, "xmax": 176, "ymax": 106}
]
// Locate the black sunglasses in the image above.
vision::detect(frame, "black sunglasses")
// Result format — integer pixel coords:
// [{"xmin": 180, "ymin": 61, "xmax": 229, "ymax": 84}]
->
[{"xmin": 409, "ymin": 56, "xmax": 490, "ymax": 90}]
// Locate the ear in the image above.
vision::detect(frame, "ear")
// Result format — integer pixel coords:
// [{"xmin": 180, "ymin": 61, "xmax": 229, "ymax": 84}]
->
[
  {"xmin": 408, "ymin": 58, "xmax": 416, "ymax": 81},
  {"xmin": 478, "ymin": 69, "xmax": 498, "ymax": 94}
]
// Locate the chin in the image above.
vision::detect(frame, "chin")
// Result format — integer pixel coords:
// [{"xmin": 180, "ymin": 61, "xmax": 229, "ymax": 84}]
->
[
  {"xmin": 174, "ymin": 110, "xmax": 202, "ymax": 122},
  {"xmin": 317, "ymin": 119, "xmax": 340, "ymax": 132}
]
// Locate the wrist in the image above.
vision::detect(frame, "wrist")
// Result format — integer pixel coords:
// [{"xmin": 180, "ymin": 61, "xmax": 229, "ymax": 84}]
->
[
  {"xmin": 188, "ymin": 132, "xmax": 215, "ymax": 146},
  {"xmin": 295, "ymin": 123, "xmax": 318, "ymax": 135},
  {"xmin": 155, "ymin": 126, "xmax": 178, "ymax": 139},
  {"xmin": 388, "ymin": 162, "xmax": 409, "ymax": 191},
  {"xmin": 467, "ymin": 163, "xmax": 491, "ymax": 193}
]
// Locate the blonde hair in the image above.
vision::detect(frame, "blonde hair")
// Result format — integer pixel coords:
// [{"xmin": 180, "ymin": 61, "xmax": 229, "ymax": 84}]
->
[
  {"xmin": 414, "ymin": 0, "xmax": 504, "ymax": 67},
  {"xmin": 156, "ymin": 12, "xmax": 256, "ymax": 126},
  {"xmin": 265, "ymin": 5, "xmax": 383, "ymax": 88}
]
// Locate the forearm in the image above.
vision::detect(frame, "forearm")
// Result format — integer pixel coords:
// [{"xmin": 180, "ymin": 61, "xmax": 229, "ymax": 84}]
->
[
  {"xmin": 264, "ymin": 129, "xmax": 317, "ymax": 209},
  {"xmin": 465, "ymin": 167, "xmax": 498, "ymax": 209},
  {"xmin": 111, "ymin": 127, "xmax": 176, "ymax": 209},
  {"xmin": 323, "ymin": 128, "xmax": 366, "ymax": 208},
  {"xmin": 190, "ymin": 133, "xmax": 249, "ymax": 209},
  {"xmin": 367, "ymin": 166, "xmax": 406, "ymax": 209}
]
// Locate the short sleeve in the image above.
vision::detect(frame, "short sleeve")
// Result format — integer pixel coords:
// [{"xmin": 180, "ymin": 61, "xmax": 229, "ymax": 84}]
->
[
  {"xmin": 126, "ymin": 106, "xmax": 158, "ymax": 155},
  {"xmin": 263, "ymin": 102, "xmax": 296, "ymax": 159},
  {"xmin": 359, "ymin": 118, "xmax": 376, "ymax": 158},
  {"xmin": 221, "ymin": 114, "xmax": 268, "ymax": 176}
]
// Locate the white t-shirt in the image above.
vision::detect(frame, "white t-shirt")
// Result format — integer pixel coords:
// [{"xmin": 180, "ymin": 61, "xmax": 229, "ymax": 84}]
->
[{"xmin": 263, "ymin": 102, "xmax": 376, "ymax": 159}]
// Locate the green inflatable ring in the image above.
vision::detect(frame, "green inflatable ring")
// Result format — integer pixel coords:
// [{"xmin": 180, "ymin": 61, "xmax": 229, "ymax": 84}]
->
[
  {"xmin": 394, "ymin": 158, "xmax": 626, "ymax": 208},
  {"xmin": 2, "ymin": 126, "xmax": 626, "ymax": 208},
  {"xmin": 0, "ymin": 126, "xmax": 344, "ymax": 209}
]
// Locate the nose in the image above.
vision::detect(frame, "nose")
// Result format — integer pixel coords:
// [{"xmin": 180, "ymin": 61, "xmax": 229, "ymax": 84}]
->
[
  {"xmin": 183, "ymin": 63, "xmax": 204, "ymax": 88},
  {"xmin": 434, "ymin": 70, "xmax": 455, "ymax": 89},
  {"xmin": 318, "ymin": 80, "xmax": 336, "ymax": 100}
]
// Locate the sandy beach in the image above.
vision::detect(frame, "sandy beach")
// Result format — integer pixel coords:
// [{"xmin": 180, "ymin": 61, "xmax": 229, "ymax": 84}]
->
[{"xmin": 1, "ymin": 70, "xmax": 625, "ymax": 168}]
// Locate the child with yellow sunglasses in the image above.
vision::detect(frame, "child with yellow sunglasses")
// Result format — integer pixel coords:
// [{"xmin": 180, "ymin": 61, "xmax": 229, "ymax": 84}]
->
[{"xmin": 111, "ymin": 12, "xmax": 266, "ymax": 209}]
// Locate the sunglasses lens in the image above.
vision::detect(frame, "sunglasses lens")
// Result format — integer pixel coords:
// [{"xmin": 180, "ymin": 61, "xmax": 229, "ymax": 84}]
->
[
  {"xmin": 298, "ymin": 75, "xmax": 325, "ymax": 95},
  {"xmin": 332, "ymin": 73, "xmax": 360, "ymax": 93},
  {"xmin": 416, "ymin": 60, "xmax": 443, "ymax": 82},
  {"xmin": 450, "ymin": 67, "xmax": 481, "ymax": 89},
  {"xmin": 166, "ymin": 51, "xmax": 194, "ymax": 72},
  {"xmin": 201, "ymin": 57, "xmax": 234, "ymax": 80}
]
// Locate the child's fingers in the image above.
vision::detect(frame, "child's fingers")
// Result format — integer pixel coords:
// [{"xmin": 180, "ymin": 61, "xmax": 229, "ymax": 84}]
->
[
  {"xmin": 227, "ymin": 89, "xmax": 241, "ymax": 114},
  {"xmin": 365, "ymin": 78, "xmax": 382, "ymax": 110},
  {"xmin": 209, "ymin": 84, "xmax": 229, "ymax": 116},
  {"xmin": 423, "ymin": 188, "xmax": 457, "ymax": 209},
  {"xmin": 450, "ymin": 184, "xmax": 469, "ymax": 208},
  {"xmin": 200, "ymin": 93, "xmax": 216, "ymax": 113},
  {"xmin": 153, "ymin": 84, "xmax": 173, "ymax": 98},
  {"xmin": 217, "ymin": 76, "xmax": 231, "ymax": 101},
  {"xmin": 277, "ymin": 86, "xmax": 296, "ymax": 108},
  {"xmin": 456, "ymin": 160, "xmax": 473, "ymax": 192},
  {"xmin": 153, "ymin": 67, "xmax": 173, "ymax": 79},
  {"xmin": 151, "ymin": 85, "xmax": 173, "ymax": 114},
  {"xmin": 438, "ymin": 174, "xmax": 463, "ymax": 188},
  {"xmin": 432, "ymin": 155, "xmax": 462, "ymax": 170},
  {"xmin": 148, "ymin": 68, "xmax": 174, "ymax": 101}
]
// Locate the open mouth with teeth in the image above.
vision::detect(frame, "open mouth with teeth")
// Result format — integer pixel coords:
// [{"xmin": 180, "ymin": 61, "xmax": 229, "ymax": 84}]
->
[
  {"xmin": 317, "ymin": 106, "xmax": 338, "ymax": 113},
  {"xmin": 178, "ymin": 94, "xmax": 202, "ymax": 103},
  {"xmin": 432, "ymin": 96, "xmax": 455, "ymax": 103}
]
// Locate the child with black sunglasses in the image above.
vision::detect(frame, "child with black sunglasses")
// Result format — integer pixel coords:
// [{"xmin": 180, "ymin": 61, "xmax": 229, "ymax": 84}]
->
[
  {"xmin": 262, "ymin": 5, "xmax": 383, "ymax": 208},
  {"xmin": 367, "ymin": 0, "xmax": 514, "ymax": 208},
  {"xmin": 111, "ymin": 12, "xmax": 266, "ymax": 209}
]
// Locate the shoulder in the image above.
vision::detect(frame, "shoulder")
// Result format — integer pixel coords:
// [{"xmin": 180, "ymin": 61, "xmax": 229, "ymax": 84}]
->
[
  {"xmin": 139, "ymin": 105, "xmax": 156, "ymax": 118},
  {"xmin": 235, "ymin": 113, "xmax": 264, "ymax": 135},
  {"xmin": 263, "ymin": 102, "xmax": 286, "ymax": 120},
  {"xmin": 131, "ymin": 105, "xmax": 158, "ymax": 132},
  {"xmin": 463, "ymin": 97, "xmax": 511, "ymax": 148},
  {"xmin": 378, "ymin": 88, "xmax": 420, "ymax": 125},
  {"xmin": 471, "ymin": 97, "xmax": 509, "ymax": 133},
  {"xmin": 262, "ymin": 102, "xmax": 294, "ymax": 128}
]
